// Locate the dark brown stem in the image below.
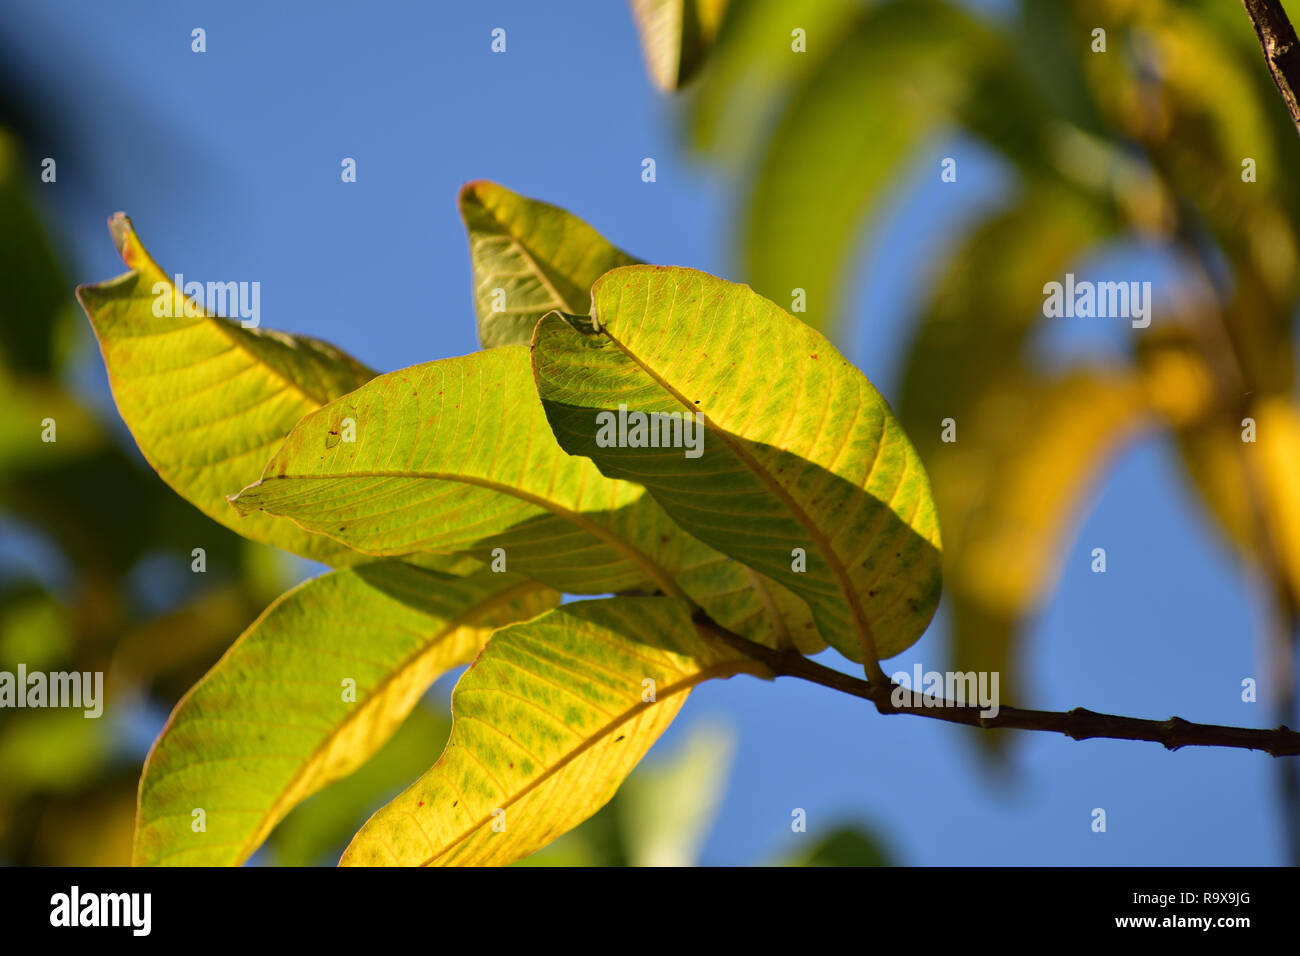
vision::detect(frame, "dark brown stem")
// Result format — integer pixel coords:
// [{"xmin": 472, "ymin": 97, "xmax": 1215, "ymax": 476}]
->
[
  {"xmin": 695, "ymin": 613, "xmax": 1300, "ymax": 758},
  {"xmin": 1243, "ymin": 0, "xmax": 1300, "ymax": 137}
]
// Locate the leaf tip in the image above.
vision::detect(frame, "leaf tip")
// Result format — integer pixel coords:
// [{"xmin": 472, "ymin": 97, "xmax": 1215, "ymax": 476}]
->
[
  {"xmin": 105, "ymin": 212, "xmax": 164, "ymax": 276},
  {"xmin": 458, "ymin": 179, "xmax": 507, "ymax": 220},
  {"xmin": 226, "ymin": 485, "xmax": 260, "ymax": 514},
  {"xmin": 107, "ymin": 211, "xmax": 134, "ymax": 255}
]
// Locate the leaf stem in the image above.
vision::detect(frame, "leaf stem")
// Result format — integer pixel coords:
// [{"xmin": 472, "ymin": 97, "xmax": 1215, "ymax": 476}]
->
[{"xmin": 694, "ymin": 612, "xmax": 1300, "ymax": 757}]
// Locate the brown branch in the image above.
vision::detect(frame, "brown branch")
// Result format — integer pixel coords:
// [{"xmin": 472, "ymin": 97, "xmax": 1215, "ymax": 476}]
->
[
  {"xmin": 1243, "ymin": 0, "xmax": 1300, "ymax": 137},
  {"xmin": 695, "ymin": 613, "xmax": 1300, "ymax": 758}
]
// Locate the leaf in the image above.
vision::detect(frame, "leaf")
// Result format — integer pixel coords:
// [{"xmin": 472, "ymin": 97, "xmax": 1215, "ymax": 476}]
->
[
  {"xmin": 896, "ymin": 188, "xmax": 1130, "ymax": 720},
  {"xmin": 459, "ymin": 181, "xmax": 639, "ymax": 348},
  {"xmin": 515, "ymin": 719, "xmax": 733, "ymax": 867},
  {"xmin": 629, "ymin": 0, "xmax": 730, "ymax": 92},
  {"xmin": 741, "ymin": 0, "xmax": 990, "ymax": 335},
  {"xmin": 938, "ymin": 371, "xmax": 1149, "ymax": 702},
  {"xmin": 771, "ymin": 823, "xmax": 894, "ymax": 866},
  {"xmin": 0, "ymin": 129, "xmax": 71, "ymax": 375},
  {"xmin": 75, "ymin": 214, "xmax": 377, "ymax": 565},
  {"xmin": 679, "ymin": 549, "xmax": 827, "ymax": 655},
  {"xmin": 615, "ymin": 719, "xmax": 732, "ymax": 866},
  {"xmin": 455, "ymin": 185, "xmax": 824, "ymax": 649},
  {"xmin": 133, "ymin": 561, "xmax": 558, "ymax": 866},
  {"xmin": 685, "ymin": 0, "xmax": 862, "ymax": 159},
  {"xmin": 340, "ymin": 597, "xmax": 764, "ymax": 866},
  {"xmin": 228, "ymin": 345, "xmax": 817, "ymax": 654},
  {"xmin": 1171, "ymin": 396, "xmax": 1300, "ymax": 605},
  {"xmin": 267, "ymin": 704, "xmax": 451, "ymax": 867},
  {"xmin": 531, "ymin": 265, "xmax": 942, "ymax": 671}
]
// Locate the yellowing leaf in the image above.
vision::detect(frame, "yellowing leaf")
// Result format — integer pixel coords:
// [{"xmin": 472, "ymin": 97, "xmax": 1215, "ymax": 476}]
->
[
  {"xmin": 75, "ymin": 215, "xmax": 376, "ymax": 565},
  {"xmin": 532, "ymin": 265, "xmax": 942, "ymax": 672},
  {"xmin": 940, "ymin": 371, "xmax": 1149, "ymax": 618},
  {"xmin": 459, "ymin": 181, "xmax": 639, "ymax": 347},
  {"xmin": 896, "ymin": 188, "xmax": 1127, "ymax": 719},
  {"xmin": 229, "ymin": 344, "xmax": 820, "ymax": 653},
  {"xmin": 340, "ymin": 597, "xmax": 764, "ymax": 866},
  {"xmin": 229, "ymin": 346, "xmax": 689, "ymax": 594},
  {"xmin": 629, "ymin": 0, "xmax": 730, "ymax": 92},
  {"xmin": 133, "ymin": 561, "xmax": 558, "ymax": 866},
  {"xmin": 1175, "ymin": 396, "xmax": 1300, "ymax": 605}
]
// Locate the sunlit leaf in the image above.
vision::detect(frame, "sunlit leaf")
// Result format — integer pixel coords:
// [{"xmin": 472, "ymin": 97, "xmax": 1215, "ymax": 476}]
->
[
  {"xmin": 897, "ymin": 188, "xmax": 1135, "ymax": 715},
  {"xmin": 1171, "ymin": 395, "xmax": 1300, "ymax": 606},
  {"xmin": 515, "ymin": 719, "xmax": 732, "ymax": 867},
  {"xmin": 75, "ymin": 215, "xmax": 376, "ymax": 565},
  {"xmin": 532, "ymin": 265, "xmax": 942, "ymax": 669},
  {"xmin": 229, "ymin": 345, "xmax": 817, "ymax": 650},
  {"xmin": 340, "ymin": 597, "xmax": 764, "ymax": 866},
  {"xmin": 459, "ymin": 181, "xmax": 639, "ymax": 348},
  {"xmin": 629, "ymin": 0, "xmax": 730, "ymax": 92},
  {"xmin": 134, "ymin": 561, "xmax": 558, "ymax": 866},
  {"xmin": 267, "ymin": 704, "xmax": 451, "ymax": 867},
  {"xmin": 615, "ymin": 719, "xmax": 732, "ymax": 866}
]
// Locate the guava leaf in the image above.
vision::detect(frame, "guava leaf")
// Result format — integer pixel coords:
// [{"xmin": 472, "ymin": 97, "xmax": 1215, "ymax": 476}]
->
[
  {"xmin": 742, "ymin": 0, "xmax": 988, "ymax": 335},
  {"xmin": 75, "ymin": 215, "xmax": 376, "ymax": 565},
  {"xmin": 460, "ymin": 181, "xmax": 638, "ymax": 348},
  {"xmin": 628, "ymin": 0, "xmax": 730, "ymax": 92},
  {"xmin": 134, "ymin": 561, "xmax": 558, "ymax": 866},
  {"xmin": 531, "ymin": 265, "xmax": 942, "ymax": 670},
  {"xmin": 229, "ymin": 345, "xmax": 821, "ymax": 653},
  {"xmin": 340, "ymin": 597, "xmax": 764, "ymax": 866}
]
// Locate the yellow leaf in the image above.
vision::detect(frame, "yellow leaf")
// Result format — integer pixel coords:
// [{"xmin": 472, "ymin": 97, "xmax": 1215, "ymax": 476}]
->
[{"xmin": 340, "ymin": 597, "xmax": 764, "ymax": 866}]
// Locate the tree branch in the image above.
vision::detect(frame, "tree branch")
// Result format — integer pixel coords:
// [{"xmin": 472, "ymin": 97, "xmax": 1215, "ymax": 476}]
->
[
  {"xmin": 1243, "ymin": 0, "xmax": 1300, "ymax": 137},
  {"xmin": 695, "ymin": 613, "xmax": 1300, "ymax": 757}
]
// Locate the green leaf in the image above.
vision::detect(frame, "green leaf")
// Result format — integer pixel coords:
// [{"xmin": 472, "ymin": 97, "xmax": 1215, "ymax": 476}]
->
[
  {"xmin": 629, "ymin": 0, "xmax": 730, "ymax": 92},
  {"xmin": 685, "ymin": 0, "xmax": 862, "ymax": 159},
  {"xmin": 133, "ymin": 561, "xmax": 558, "ymax": 866},
  {"xmin": 0, "ymin": 130, "xmax": 73, "ymax": 375},
  {"xmin": 340, "ymin": 597, "xmax": 764, "ymax": 866},
  {"xmin": 75, "ymin": 215, "xmax": 377, "ymax": 565},
  {"xmin": 741, "ymin": 0, "xmax": 988, "ymax": 336},
  {"xmin": 228, "ymin": 345, "xmax": 819, "ymax": 654},
  {"xmin": 459, "ymin": 181, "xmax": 639, "ymax": 348},
  {"xmin": 531, "ymin": 265, "xmax": 942, "ymax": 672},
  {"xmin": 772, "ymin": 823, "xmax": 894, "ymax": 866}
]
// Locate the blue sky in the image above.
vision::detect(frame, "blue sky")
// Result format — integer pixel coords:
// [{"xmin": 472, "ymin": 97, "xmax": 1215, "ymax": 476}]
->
[{"xmin": 1, "ymin": 0, "xmax": 1284, "ymax": 864}]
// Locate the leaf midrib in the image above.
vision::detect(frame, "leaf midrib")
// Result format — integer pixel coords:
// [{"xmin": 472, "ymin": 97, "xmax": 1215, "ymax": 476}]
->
[
  {"xmin": 477, "ymin": 216, "xmax": 580, "ymax": 315},
  {"xmin": 408, "ymin": 658, "xmax": 755, "ymax": 866},
  {"xmin": 238, "ymin": 470, "xmax": 685, "ymax": 598},
  {"xmin": 594, "ymin": 320, "xmax": 882, "ymax": 666},
  {"xmin": 230, "ymin": 576, "xmax": 547, "ymax": 864}
]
